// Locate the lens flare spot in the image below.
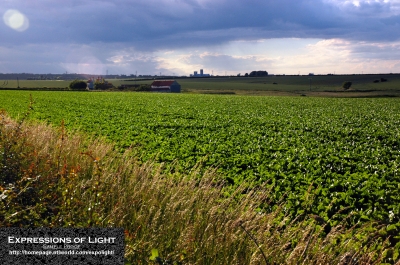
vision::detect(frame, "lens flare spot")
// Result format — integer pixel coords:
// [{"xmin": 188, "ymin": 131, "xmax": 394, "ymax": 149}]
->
[{"xmin": 3, "ymin": 9, "xmax": 29, "ymax": 32}]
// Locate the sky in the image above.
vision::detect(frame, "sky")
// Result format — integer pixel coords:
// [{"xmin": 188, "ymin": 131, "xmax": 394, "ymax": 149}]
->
[{"xmin": 2, "ymin": 0, "xmax": 400, "ymax": 76}]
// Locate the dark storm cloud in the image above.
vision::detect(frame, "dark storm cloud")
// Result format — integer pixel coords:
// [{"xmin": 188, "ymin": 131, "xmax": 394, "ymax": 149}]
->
[{"xmin": 2, "ymin": 0, "xmax": 399, "ymax": 50}]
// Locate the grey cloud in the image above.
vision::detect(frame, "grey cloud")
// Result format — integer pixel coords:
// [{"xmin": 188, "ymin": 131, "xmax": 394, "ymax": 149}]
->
[
  {"xmin": 0, "ymin": 42, "xmax": 149, "ymax": 75},
  {"xmin": 3, "ymin": 0, "xmax": 399, "ymax": 50},
  {"xmin": 2, "ymin": 0, "xmax": 400, "ymax": 74},
  {"xmin": 381, "ymin": 14, "xmax": 400, "ymax": 25},
  {"xmin": 350, "ymin": 42, "xmax": 400, "ymax": 60},
  {"xmin": 343, "ymin": 0, "xmax": 391, "ymax": 16}
]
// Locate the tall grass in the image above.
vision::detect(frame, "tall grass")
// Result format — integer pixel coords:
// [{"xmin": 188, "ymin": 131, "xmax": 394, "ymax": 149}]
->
[{"xmin": 0, "ymin": 110, "xmax": 398, "ymax": 264}]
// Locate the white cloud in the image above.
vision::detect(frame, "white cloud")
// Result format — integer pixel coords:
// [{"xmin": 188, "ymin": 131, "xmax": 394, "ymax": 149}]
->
[
  {"xmin": 284, "ymin": 38, "xmax": 400, "ymax": 74},
  {"xmin": 326, "ymin": 0, "xmax": 400, "ymax": 15},
  {"xmin": 153, "ymin": 38, "xmax": 400, "ymax": 75}
]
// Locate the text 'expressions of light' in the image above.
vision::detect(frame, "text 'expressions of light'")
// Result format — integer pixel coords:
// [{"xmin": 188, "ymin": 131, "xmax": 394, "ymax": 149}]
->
[{"xmin": 3, "ymin": 9, "xmax": 29, "ymax": 32}]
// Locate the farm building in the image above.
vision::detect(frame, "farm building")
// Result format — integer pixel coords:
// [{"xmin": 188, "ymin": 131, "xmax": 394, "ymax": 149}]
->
[
  {"xmin": 87, "ymin": 79, "xmax": 94, "ymax": 90},
  {"xmin": 150, "ymin": 80, "xmax": 181, "ymax": 93}
]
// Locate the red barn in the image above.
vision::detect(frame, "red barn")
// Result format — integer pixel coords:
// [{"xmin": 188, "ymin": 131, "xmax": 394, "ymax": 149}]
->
[{"xmin": 150, "ymin": 80, "xmax": 181, "ymax": 93}]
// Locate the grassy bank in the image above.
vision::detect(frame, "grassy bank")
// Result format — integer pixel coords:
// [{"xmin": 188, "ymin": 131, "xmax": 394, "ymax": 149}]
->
[{"xmin": 1, "ymin": 108, "xmax": 399, "ymax": 264}]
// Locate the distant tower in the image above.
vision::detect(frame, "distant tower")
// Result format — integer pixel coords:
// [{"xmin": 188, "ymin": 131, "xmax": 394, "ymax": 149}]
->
[
  {"xmin": 200, "ymin": 69, "xmax": 203, "ymax": 75},
  {"xmin": 194, "ymin": 71, "xmax": 198, "ymax": 76}
]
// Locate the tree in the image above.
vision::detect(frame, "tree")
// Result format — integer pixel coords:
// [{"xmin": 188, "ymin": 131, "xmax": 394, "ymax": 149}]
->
[
  {"xmin": 342, "ymin": 81, "xmax": 352, "ymax": 90},
  {"xmin": 249, "ymin": 71, "xmax": 268, "ymax": 77},
  {"xmin": 69, "ymin": 80, "xmax": 87, "ymax": 90},
  {"xmin": 136, "ymin": 84, "xmax": 151, "ymax": 91},
  {"xmin": 94, "ymin": 78, "xmax": 114, "ymax": 90}
]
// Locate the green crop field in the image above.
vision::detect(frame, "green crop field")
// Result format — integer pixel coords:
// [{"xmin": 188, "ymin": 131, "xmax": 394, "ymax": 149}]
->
[
  {"xmin": 3, "ymin": 74, "xmax": 400, "ymax": 95},
  {"xmin": 1, "ymin": 90, "xmax": 399, "ymax": 239},
  {"xmin": 173, "ymin": 74, "xmax": 400, "ymax": 92},
  {"xmin": 114, "ymin": 74, "xmax": 400, "ymax": 93}
]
